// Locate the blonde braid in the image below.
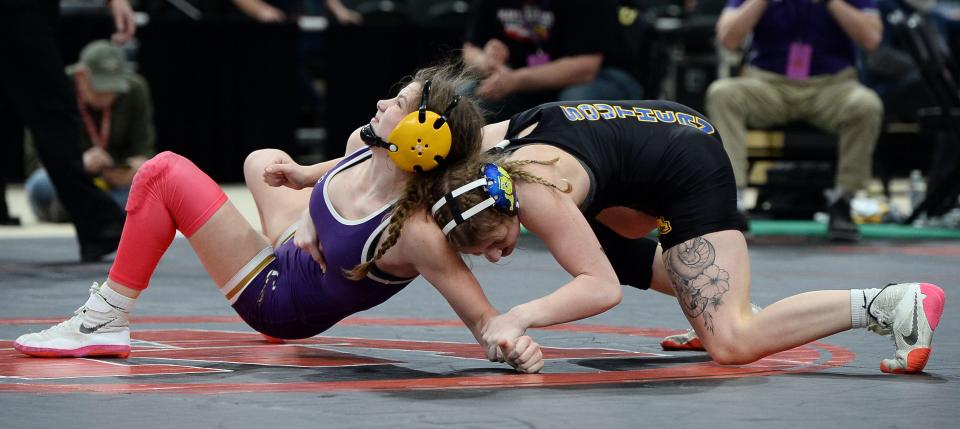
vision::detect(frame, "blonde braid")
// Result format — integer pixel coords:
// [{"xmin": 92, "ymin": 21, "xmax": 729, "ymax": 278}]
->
[
  {"xmin": 503, "ymin": 158, "xmax": 559, "ymax": 168},
  {"xmin": 502, "ymin": 158, "xmax": 572, "ymax": 193},
  {"xmin": 344, "ymin": 59, "xmax": 486, "ymax": 279},
  {"xmin": 345, "ymin": 179, "xmax": 430, "ymax": 280}
]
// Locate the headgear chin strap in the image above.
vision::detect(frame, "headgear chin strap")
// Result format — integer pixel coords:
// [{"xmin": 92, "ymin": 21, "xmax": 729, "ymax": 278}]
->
[
  {"xmin": 431, "ymin": 163, "xmax": 519, "ymax": 235},
  {"xmin": 359, "ymin": 123, "xmax": 395, "ymax": 151},
  {"xmin": 359, "ymin": 79, "xmax": 460, "ymax": 173}
]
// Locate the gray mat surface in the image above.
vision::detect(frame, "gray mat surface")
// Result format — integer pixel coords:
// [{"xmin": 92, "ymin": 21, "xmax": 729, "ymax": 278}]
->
[{"xmin": 1, "ymin": 236, "xmax": 958, "ymax": 428}]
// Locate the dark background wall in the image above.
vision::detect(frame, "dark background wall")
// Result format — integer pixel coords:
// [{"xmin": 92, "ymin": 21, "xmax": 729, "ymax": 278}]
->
[
  {"xmin": 323, "ymin": 24, "xmax": 464, "ymax": 157},
  {"xmin": 63, "ymin": 15, "xmax": 302, "ymax": 182},
  {"xmin": 136, "ymin": 20, "xmax": 300, "ymax": 181},
  {"xmin": 1, "ymin": 12, "xmax": 464, "ymax": 183}
]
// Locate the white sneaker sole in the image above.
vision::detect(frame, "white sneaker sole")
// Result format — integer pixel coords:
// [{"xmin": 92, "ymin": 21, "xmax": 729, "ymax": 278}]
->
[{"xmin": 14, "ymin": 342, "xmax": 131, "ymax": 358}]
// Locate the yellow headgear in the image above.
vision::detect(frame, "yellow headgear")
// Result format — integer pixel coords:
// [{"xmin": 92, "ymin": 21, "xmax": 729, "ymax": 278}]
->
[{"xmin": 359, "ymin": 79, "xmax": 460, "ymax": 173}]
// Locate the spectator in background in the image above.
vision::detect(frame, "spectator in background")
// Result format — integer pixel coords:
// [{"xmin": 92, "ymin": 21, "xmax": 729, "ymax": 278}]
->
[
  {"xmin": 0, "ymin": 0, "xmax": 135, "ymax": 261},
  {"xmin": 463, "ymin": 0, "xmax": 643, "ymax": 122},
  {"xmin": 24, "ymin": 40, "xmax": 155, "ymax": 223},
  {"xmin": 705, "ymin": 0, "xmax": 884, "ymax": 242}
]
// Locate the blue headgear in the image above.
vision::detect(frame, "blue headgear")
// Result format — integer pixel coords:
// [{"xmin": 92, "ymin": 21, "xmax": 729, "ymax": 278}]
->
[{"xmin": 431, "ymin": 163, "xmax": 519, "ymax": 235}]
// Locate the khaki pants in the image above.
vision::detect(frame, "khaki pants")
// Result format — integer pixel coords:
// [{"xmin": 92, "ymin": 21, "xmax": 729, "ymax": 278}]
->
[{"xmin": 705, "ymin": 67, "xmax": 883, "ymax": 192}]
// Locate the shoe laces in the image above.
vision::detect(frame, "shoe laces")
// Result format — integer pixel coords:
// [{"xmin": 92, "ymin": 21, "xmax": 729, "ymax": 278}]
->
[
  {"xmin": 866, "ymin": 283, "xmax": 896, "ymax": 332},
  {"xmin": 36, "ymin": 282, "xmax": 109, "ymax": 336},
  {"xmin": 78, "ymin": 281, "xmax": 107, "ymax": 314},
  {"xmin": 88, "ymin": 281, "xmax": 103, "ymax": 296}
]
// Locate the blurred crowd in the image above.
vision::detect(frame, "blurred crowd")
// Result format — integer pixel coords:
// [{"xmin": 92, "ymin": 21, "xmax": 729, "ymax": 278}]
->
[{"xmin": 3, "ymin": 0, "xmax": 960, "ymax": 262}]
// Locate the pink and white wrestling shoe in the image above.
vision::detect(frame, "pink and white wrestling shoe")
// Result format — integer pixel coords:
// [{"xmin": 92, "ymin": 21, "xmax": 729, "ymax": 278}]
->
[
  {"xmin": 14, "ymin": 282, "xmax": 131, "ymax": 358},
  {"xmin": 867, "ymin": 282, "xmax": 946, "ymax": 374}
]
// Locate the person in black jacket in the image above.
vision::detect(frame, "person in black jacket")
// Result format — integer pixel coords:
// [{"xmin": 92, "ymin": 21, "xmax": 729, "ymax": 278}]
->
[
  {"xmin": 0, "ymin": 0, "xmax": 136, "ymax": 261},
  {"xmin": 462, "ymin": 0, "xmax": 643, "ymax": 122}
]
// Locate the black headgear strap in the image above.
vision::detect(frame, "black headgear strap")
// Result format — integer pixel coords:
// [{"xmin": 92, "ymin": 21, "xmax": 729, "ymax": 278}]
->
[
  {"xmin": 433, "ymin": 95, "xmax": 460, "ymax": 130},
  {"xmin": 441, "ymin": 191, "xmax": 465, "ymax": 225},
  {"xmin": 359, "ymin": 124, "xmax": 396, "ymax": 152},
  {"xmin": 418, "ymin": 80, "xmax": 431, "ymax": 123}
]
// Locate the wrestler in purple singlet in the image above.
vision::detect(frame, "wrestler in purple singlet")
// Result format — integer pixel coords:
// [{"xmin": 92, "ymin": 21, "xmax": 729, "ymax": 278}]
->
[{"xmin": 232, "ymin": 147, "xmax": 416, "ymax": 339}]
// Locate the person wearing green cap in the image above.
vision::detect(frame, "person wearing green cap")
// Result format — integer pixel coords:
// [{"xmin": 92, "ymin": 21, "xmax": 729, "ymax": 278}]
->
[
  {"xmin": 0, "ymin": 0, "xmax": 136, "ymax": 261},
  {"xmin": 24, "ymin": 39, "xmax": 156, "ymax": 223}
]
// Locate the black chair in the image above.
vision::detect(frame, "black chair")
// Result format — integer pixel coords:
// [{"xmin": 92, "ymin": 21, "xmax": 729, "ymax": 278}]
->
[
  {"xmin": 627, "ymin": 0, "xmax": 720, "ymax": 109},
  {"xmin": 748, "ymin": 123, "xmax": 836, "ymax": 219},
  {"xmin": 887, "ymin": 10, "xmax": 960, "ymax": 222}
]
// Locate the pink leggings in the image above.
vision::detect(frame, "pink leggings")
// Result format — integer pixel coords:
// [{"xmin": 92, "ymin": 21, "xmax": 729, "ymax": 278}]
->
[{"xmin": 109, "ymin": 152, "xmax": 227, "ymax": 290}]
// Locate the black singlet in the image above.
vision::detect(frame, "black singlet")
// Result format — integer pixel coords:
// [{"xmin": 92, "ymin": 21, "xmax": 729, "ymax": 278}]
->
[{"xmin": 502, "ymin": 100, "xmax": 725, "ymax": 219}]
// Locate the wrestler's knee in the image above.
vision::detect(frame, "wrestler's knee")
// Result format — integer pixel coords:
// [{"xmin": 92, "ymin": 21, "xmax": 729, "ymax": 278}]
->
[
  {"xmin": 127, "ymin": 151, "xmax": 182, "ymax": 212},
  {"xmin": 702, "ymin": 326, "xmax": 763, "ymax": 365},
  {"xmin": 244, "ymin": 149, "xmax": 290, "ymax": 178}
]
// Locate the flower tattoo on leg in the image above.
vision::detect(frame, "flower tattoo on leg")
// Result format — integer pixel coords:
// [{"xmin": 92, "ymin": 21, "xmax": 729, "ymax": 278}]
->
[{"xmin": 664, "ymin": 237, "xmax": 731, "ymax": 334}]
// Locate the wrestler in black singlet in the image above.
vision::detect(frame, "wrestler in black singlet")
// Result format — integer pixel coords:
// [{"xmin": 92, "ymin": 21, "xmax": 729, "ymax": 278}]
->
[{"xmin": 500, "ymin": 100, "xmax": 741, "ymax": 289}]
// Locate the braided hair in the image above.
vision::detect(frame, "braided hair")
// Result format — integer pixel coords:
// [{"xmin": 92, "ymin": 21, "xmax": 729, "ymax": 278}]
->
[
  {"xmin": 345, "ymin": 61, "xmax": 486, "ymax": 280},
  {"xmin": 431, "ymin": 153, "xmax": 571, "ymax": 250}
]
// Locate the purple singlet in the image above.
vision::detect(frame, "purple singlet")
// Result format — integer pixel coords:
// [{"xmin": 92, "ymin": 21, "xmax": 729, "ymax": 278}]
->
[{"xmin": 232, "ymin": 147, "xmax": 415, "ymax": 339}]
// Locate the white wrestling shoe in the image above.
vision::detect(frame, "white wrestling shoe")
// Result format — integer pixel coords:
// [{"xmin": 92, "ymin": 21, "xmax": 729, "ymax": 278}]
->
[
  {"xmin": 867, "ymin": 282, "xmax": 946, "ymax": 374},
  {"xmin": 662, "ymin": 303, "xmax": 762, "ymax": 351},
  {"xmin": 14, "ymin": 282, "xmax": 131, "ymax": 358}
]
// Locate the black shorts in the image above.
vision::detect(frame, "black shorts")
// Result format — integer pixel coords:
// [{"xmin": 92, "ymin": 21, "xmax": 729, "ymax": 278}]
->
[
  {"xmin": 588, "ymin": 130, "xmax": 741, "ymax": 289},
  {"xmin": 646, "ymin": 131, "xmax": 741, "ymax": 250},
  {"xmin": 590, "ymin": 218, "xmax": 659, "ymax": 290}
]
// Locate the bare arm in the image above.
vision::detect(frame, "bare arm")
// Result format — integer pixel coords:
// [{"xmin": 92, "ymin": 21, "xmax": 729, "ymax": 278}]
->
[
  {"xmin": 231, "ymin": 0, "xmax": 285, "ymax": 22},
  {"xmin": 395, "ymin": 212, "xmax": 545, "ymax": 373},
  {"xmin": 108, "ymin": 0, "xmax": 136, "ymax": 43},
  {"xmin": 464, "ymin": 40, "xmax": 511, "ymax": 75},
  {"xmin": 716, "ymin": 0, "xmax": 769, "ymax": 51},
  {"xmin": 510, "ymin": 54, "xmax": 603, "ymax": 92},
  {"xmin": 263, "ymin": 157, "xmax": 341, "ymax": 189},
  {"xmin": 501, "ymin": 180, "xmax": 622, "ymax": 329},
  {"xmin": 398, "ymin": 214, "xmax": 500, "ymax": 347},
  {"xmin": 463, "ymin": 42, "xmax": 493, "ymax": 76},
  {"xmin": 262, "ymin": 127, "xmax": 366, "ymax": 189},
  {"xmin": 326, "ymin": 0, "xmax": 363, "ymax": 25},
  {"xmin": 477, "ymin": 54, "xmax": 603, "ymax": 101},
  {"xmin": 480, "ymin": 120, "xmax": 511, "ymax": 151},
  {"xmin": 481, "ymin": 119, "xmax": 543, "ymax": 152},
  {"xmin": 826, "ymin": 0, "xmax": 882, "ymax": 52}
]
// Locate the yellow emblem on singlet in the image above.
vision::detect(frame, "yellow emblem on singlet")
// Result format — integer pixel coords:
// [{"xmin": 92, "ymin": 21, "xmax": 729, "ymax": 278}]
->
[{"xmin": 656, "ymin": 216, "xmax": 672, "ymax": 236}]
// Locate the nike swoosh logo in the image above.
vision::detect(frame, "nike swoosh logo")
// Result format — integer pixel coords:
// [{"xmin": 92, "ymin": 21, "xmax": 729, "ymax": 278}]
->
[
  {"xmin": 79, "ymin": 318, "xmax": 116, "ymax": 334},
  {"xmin": 902, "ymin": 295, "xmax": 919, "ymax": 346}
]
